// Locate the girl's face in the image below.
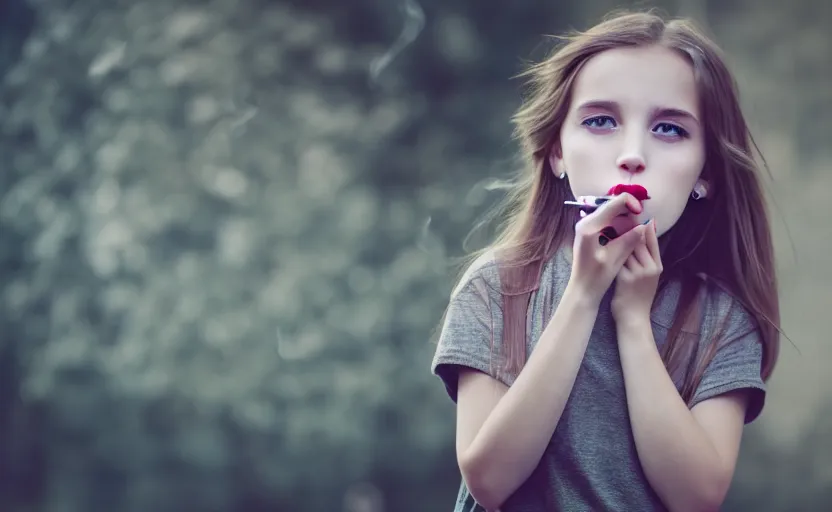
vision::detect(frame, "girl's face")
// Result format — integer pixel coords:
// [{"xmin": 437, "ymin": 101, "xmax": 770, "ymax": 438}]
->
[{"xmin": 551, "ymin": 45, "xmax": 706, "ymax": 236}]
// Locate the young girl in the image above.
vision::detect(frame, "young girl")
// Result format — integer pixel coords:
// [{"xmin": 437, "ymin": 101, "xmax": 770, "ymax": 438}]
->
[{"xmin": 431, "ymin": 11, "xmax": 780, "ymax": 512}]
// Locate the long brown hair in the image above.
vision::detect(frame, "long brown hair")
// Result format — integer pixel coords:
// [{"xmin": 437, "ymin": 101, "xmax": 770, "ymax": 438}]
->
[{"xmin": 464, "ymin": 10, "xmax": 779, "ymax": 401}]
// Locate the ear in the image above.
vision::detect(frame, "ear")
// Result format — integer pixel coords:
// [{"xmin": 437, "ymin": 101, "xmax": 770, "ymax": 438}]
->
[
  {"xmin": 692, "ymin": 178, "xmax": 710, "ymax": 200},
  {"xmin": 548, "ymin": 145, "xmax": 564, "ymax": 176}
]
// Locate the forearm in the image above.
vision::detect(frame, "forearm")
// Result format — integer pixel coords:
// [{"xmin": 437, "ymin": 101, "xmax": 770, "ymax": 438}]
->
[
  {"xmin": 617, "ymin": 320, "xmax": 728, "ymax": 511},
  {"xmin": 462, "ymin": 285, "xmax": 598, "ymax": 510}
]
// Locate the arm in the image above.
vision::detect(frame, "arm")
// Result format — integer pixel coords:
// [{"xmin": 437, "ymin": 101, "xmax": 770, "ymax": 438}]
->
[
  {"xmin": 616, "ymin": 319, "xmax": 749, "ymax": 512},
  {"xmin": 456, "ymin": 284, "xmax": 598, "ymax": 511},
  {"xmin": 443, "ymin": 194, "xmax": 649, "ymax": 511}
]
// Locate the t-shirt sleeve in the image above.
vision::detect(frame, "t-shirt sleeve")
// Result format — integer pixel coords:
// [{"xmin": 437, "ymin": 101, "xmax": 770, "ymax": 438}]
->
[
  {"xmin": 430, "ymin": 256, "xmax": 507, "ymax": 403},
  {"xmin": 689, "ymin": 298, "xmax": 767, "ymax": 424}
]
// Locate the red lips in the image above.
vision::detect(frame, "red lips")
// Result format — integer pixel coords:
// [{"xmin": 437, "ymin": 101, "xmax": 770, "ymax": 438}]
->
[{"xmin": 607, "ymin": 184, "xmax": 650, "ymax": 201}]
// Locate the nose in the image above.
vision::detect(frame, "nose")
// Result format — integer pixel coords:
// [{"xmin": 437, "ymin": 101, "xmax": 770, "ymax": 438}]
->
[{"xmin": 616, "ymin": 153, "xmax": 646, "ymax": 174}]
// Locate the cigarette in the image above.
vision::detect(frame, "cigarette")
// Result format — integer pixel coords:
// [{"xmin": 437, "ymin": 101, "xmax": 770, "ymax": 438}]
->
[{"xmin": 563, "ymin": 195, "xmax": 612, "ymax": 211}]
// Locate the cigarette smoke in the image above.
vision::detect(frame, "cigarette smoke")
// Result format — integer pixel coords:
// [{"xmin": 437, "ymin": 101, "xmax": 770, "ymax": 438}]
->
[{"xmin": 369, "ymin": 0, "xmax": 425, "ymax": 86}]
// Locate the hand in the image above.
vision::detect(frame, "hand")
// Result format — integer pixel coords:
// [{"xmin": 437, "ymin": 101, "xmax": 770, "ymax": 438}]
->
[
  {"xmin": 568, "ymin": 193, "xmax": 650, "ymax": 305},
  {"xmin": 611, "ymin": 218, "xmax": 662, "ymax": 327}
]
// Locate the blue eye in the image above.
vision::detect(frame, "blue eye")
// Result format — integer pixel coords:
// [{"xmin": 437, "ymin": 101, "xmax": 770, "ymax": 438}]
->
[
  {"xmin": 581, "ymin": 115, "xmax": 617, "ymax": 129},
  {"xmin": 653, "ymin": 122, "xmax": 689, "ymax": 138}
]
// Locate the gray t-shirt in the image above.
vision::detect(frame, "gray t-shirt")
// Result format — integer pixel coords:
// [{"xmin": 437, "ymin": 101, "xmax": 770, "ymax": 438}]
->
[{"xmin": 431, "ymin": 249, "xmax": 766, "ymax": 512}]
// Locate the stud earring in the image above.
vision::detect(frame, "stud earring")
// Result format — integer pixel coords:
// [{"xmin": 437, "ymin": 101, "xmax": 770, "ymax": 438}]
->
[
  {"xmin": 558, "ymin": 171, "xmax": 567, "ymax": 180},
  {"xmin": 691, "ymin": 181, "xmax": 708, "ymax": 200}
]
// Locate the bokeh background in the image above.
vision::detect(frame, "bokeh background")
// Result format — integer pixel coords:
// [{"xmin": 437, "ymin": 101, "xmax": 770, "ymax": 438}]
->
[{"xmin": 1, "ymin": 0, "xmax": 830, "ymax": 510}]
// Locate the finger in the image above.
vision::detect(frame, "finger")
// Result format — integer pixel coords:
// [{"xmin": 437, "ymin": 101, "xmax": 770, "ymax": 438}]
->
[
  {"xmin": 623, "ymin": 252, "xmax": 639, "ymax": 271},
  {"xmin": 608, "ymin": 224, "xmax": 648, "ymax": 267},
  {"xmin": 633, "ymin": 243, "xmax": 652, "ymax": 267},
  {"xmin": 608, "ymin": 215, "xmax": 639, "ymax": 239},
  {"xmin": 645, "ymin": 219, "xmax": 662, "ymax": 264},
  {"xmin": 577, "ymin": 193, "xmax": 643, "ymax": 234}
]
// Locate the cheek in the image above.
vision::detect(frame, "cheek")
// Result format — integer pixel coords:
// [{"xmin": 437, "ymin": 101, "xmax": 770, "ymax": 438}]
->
[
  {"xmin": 560, "ymin": 129, "xmax": 614, "ymax": 194},
  {"xmin": 664, "ymin": 146, "xmax": 705, "ymax": 181},
  {"xmin": 648, "ymin": 147, "xmax": 705, "ymax": 234},
  {"xmin": 659, "ymin": 146, "xmax": 704, "ymax": 200}
]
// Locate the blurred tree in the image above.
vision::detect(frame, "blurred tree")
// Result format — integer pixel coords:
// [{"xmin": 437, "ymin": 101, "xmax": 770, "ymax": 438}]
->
[
  {"xmin": 1, "ymin": 1, "xmax": 42, "ymax": 509},
  {"xmin": 0, "ymin": 0, "xmax": 36, "ymax": 76}
]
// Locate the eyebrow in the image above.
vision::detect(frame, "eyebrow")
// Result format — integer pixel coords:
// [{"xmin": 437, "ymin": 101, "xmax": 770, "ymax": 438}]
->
[{"xmin": 576, "ymin": 100, "xmax": 700, "ymax": 125}]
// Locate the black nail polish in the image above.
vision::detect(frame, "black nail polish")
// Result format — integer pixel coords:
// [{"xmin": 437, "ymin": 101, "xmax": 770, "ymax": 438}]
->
[
  {"xmin": 641, "ymin": 218, "xmax": 653, "ymax": 225},
  {"xmin": 598, "ymin": 235, "xmax": 610, "ymax": 246},
  {"xmin": 601, "ymin": 227, "xmax": 618, "ymax": 239}
]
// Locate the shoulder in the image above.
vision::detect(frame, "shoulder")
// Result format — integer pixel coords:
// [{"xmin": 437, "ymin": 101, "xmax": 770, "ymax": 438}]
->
[
  {"xmin": 692, "ymin": 283, "xmax": 768, "ymax": 422},
  {"xmin": 700, "ymin": 280, "xmax": 759, "ymax": 343},
  {"xmin": 450, "ymin": 250, "xmax": 502, "ymax": 301},
  {"xmin": 651, "ymin": 275, "xmax": 758, "ymax": 338}
]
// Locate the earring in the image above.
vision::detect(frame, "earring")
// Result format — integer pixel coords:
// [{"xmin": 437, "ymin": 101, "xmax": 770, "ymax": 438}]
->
[
  {"xmin": 691, "ymin": 181, "xmax": 708, "ymax": 200},
  {"xmin": 558, "ymin": 171, "xmax": 567, "ymax": 180}
]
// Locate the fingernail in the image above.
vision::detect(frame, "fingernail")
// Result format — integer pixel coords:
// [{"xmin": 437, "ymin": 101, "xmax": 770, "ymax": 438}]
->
[
  {"xmin": 599, "ymin": 227, "xmax": 618, "ymax": 245},
  {"xmin": 641, "ymin": 218, "xmax": 653, "ymax": 225}
]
